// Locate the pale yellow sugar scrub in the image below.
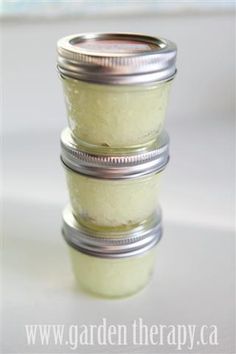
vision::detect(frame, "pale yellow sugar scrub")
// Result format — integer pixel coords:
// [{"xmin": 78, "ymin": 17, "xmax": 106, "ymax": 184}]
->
[
  {"xmin": 57, "ymin": 32, "xmax": 177, "ymax": 151},
  {"xmin": 69, "ymin": 247, "xmax": 157, "ymax": 298},
  {"xmin": 65, "ymin": 166, "xmax": 161, "ymax": 230},
  {"xmin": 62, "ymin": 206, "xmax": 162, "ymax": 298},
  {"xmin": 61, "ymin": 128, "xmax": 169, "ymax": 231},
  {"xmin": 61, "ymin": 78, "xmax": 171, "ymax": 148}
]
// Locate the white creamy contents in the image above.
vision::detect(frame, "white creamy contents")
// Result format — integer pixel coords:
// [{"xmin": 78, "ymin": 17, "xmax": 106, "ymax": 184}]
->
[
  {"xmin": 65, "ymin": 168, "xmax": 162, "ymax": 230},
  {"xmin": 69, "ymin": 246, "xmax": 157, "ymax": 298},
  {"xmin": 62, "ymin": 78, "xmax": 171, "ymax": 149}
]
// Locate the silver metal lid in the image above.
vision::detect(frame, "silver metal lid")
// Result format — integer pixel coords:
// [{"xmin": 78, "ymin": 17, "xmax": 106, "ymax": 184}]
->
[
  {"xmin": 57, "ymin": 32, "xmax": 177, "ymax": 85},
  {"xmin": 62, "ymin": 205, "xmax": 162, "ymax": 259},
  {"xmin": 60, "ymin": 128, "xmax": 169, "ymax": 179}
]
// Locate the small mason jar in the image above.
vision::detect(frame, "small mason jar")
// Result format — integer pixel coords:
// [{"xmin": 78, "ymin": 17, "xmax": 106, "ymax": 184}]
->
[
  {"xmin": 57, "ymin": 32, "xmax": 177, "ymax": 152},
  {"xmin": 61, "ymin": 128, "xmax": 169, "ymax": 231},
  {"xmin": 62, "ymin": 206, "xmax": 162, "ymax": 298}
]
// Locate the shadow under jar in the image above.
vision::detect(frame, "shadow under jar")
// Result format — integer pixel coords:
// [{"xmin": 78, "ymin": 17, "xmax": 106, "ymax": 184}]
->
[
  {"xmin": 62, "ymin": 205, "xmax": 162, "ymax": 298},
  {"xmin": 61, "ymin": 128, "xmax": 169, "ymax": 231},
  {"xmin": 57, "ymin": 32, "xmax": 177, "ymax": 152}
]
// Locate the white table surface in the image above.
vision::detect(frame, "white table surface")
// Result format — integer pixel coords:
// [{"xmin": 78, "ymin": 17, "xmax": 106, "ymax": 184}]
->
[{"xmin": 1, "ymin": 12, "xmax": 235, "ymax": 354}]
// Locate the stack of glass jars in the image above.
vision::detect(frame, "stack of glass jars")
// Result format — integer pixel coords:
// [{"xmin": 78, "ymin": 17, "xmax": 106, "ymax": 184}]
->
[{"xmin": 57, "ymin": 33, "xmax": 177, "ymax": 298}]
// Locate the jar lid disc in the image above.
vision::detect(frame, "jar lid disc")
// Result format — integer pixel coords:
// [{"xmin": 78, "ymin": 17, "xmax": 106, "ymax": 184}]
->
[{"xmin": 57, "ymin": 32, "xmax": 177, "ymax": 85}]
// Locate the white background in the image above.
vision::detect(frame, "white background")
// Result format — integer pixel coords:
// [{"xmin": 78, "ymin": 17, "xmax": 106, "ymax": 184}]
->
[{"xmin": 1, "ymin": 6, "xmax": 235, "ymax": 354}]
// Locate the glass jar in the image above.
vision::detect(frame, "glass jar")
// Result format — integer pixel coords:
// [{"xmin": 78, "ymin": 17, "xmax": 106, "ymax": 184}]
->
[
  {"xmin": 57, "ymin": 32, "xmax": 177, "ymax": 152},
  {"xmin": 62, "ymin": 206, "xmax": 162, "ymax": 298},
  {"xmin": 61, "ymin": 128, "xmax": 169, "ymax": 231}
]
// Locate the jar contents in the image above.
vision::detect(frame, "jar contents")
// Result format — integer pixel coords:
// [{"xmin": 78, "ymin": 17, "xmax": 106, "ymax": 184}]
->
[
  {"xmin": 62, "ymin": 78, "xmax": 171, "ymax": 148},
  {"xmin": 65, "ymin": 167, "xmax": 162, "ymax": 230},
  {"xmin": 69, "ymin": 246, "xmax": 157, "ymax": 298}
]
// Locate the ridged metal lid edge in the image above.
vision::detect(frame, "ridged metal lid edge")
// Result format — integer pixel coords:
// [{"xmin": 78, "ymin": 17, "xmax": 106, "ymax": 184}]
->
[
  {"xmin": 60, "ymin": 128, "xmax": 169, "ymax": 179},
  {"xmin": 57, "ymin": 32, "xmax": 177, "ymax": 85},
  {"xmin": 62, "ymin": 206, "xmax": 162, "ymax": 259}
]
